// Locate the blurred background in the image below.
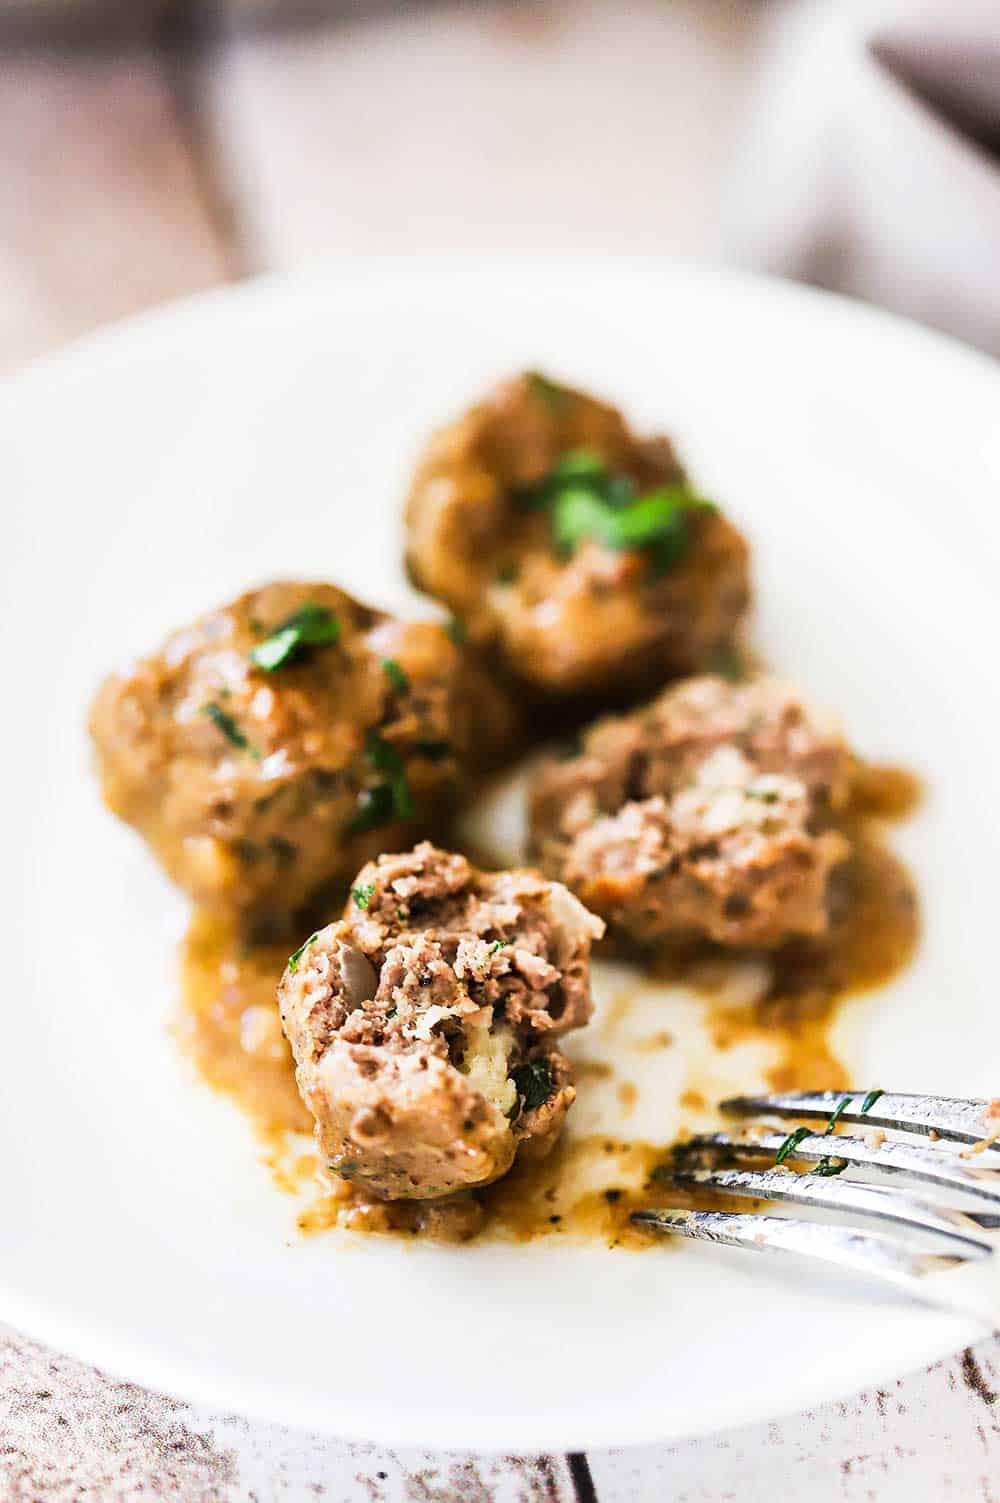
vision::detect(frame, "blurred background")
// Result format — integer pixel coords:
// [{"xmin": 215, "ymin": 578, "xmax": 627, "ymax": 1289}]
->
[{"xmin": 1, "ymin": 0, "xmax": 998, "ymax": 375}]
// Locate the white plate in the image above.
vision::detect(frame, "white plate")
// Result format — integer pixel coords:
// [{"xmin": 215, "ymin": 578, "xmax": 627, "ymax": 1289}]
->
[{"xmin": 4, "ymin": 257, "xmax": 1000, "ymax": 1453}]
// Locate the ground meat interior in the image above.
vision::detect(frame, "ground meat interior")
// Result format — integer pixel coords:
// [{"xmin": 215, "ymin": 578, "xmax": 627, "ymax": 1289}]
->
[
  {"xmin": 278, "ymin": 843, "xmax": 604, "ymax": 1199},
  {"xmin": 529, "ymin": 675, "xmax": 855, "ymax": 949}
]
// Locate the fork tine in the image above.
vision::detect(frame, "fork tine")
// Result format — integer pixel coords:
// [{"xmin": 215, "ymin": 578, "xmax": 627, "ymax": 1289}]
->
[
  {"xmin": 677, "ymin": 1131, "xmax": 1000, "ymax": 1200},
  {"xmin": 662, "ymin": 1165, "xmax": 997, "ymax": 1254},
  {"xmin": 631, "ymin": 1209, "xmax": 972, "ymax": 1288},
  {"xmin": 721, "ymin": 1091, "xmax": 998, "ymax": 1146}
]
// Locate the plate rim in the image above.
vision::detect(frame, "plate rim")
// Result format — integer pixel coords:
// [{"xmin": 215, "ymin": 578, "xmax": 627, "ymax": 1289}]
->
[
  {"xmin": 5, "ymin": 249, "xmax": 1000, "ymax": 404},
  {"xmin": 0, "ymin": 1277, "xmax": 981, "ymax": 1452}
]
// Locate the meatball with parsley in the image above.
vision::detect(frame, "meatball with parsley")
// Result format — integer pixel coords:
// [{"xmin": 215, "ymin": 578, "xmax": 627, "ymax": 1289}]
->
[
  {"xmin": 404, "ymin": 372, "xmax": 750, "ymax": 699},
  {"xmin": 89, "ymin": 582, "xmax": 515, "ymax": 922},
  {"xmin": 278, "ymin": 843, "xmax": 604, "ymax": 1200}
]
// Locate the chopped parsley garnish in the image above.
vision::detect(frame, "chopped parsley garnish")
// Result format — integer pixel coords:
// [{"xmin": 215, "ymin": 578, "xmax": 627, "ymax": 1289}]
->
[
  {"xmin": 250, "ymin": 602, "xmax": 340, "ymax": 672},
  {"xmin": 365, "ymin": 730, "xmax": 401, "ymax": 773},
  {"xmin": 518, "ymin": 447, "xmax": 713, "ymax": 575},
  {"xmin": 745, "ymin": 787, "xmax": 780, "ymax": 804},
  {"xmin": 351, "ymin": 883, "xmax": 376, "ymax": 910},
  {"xmin": 824, "ymin": 1095, "xmax": 853, "ymax": 1135},
  {"xmin": 554, "ymin": 735, "xmax": 582, "ymax": 762},
  {"xmin": 708, "ymin": 644, "xmax": 747, "ymax": 682},
  {"xmin": 381, "ymin": 658, "xmax": 410, "ymax": 694},
  {"xmin": 345, "ymin": 783, "xmax": 395, "ymax": 834},
  {"xmin": 287, "ymin": 932, "xmax": 319, "ymax": 974},
  {"xmin": 366, "ymin": 731, "xmax": 414, "ymax": 816},
  {"xmin": 202, "ymin": 702, "xmax": 259, "ymax": 759},
  {"xmin": 392, "ymin": 779, "xmax": 415, "ymax": 819},
  {"xmin": 527, "ymin": 371, "xmax": 572, "ymax": 412},
  {"xmin": 774, "ymin": 1089, "xmax": 885, "ymax": 1174},
  {"xmin": 344, "ymin": 732, "xmax": 414, "ymax": 834},
  {"xmin": 811, "ymin": 1156, "xmax": 848, "ymax": 1177},
  {"xmin": 512, "ymin": 1058, "xmax": 554, "ymax": 1112},
  {"xmin": 446, "ymin": 616, "xmax": 467, "ymax": 646},
  {"xmin": 487, "ymin": 939, "xmax": 511, "ymax": 956},
  {"xmin": 519, "ymin": 448, "xmax": 605, "ymax": 509},
  {"xmin": 774, "ymin": 1126, "xmax": 810, "ymax": 1166}
]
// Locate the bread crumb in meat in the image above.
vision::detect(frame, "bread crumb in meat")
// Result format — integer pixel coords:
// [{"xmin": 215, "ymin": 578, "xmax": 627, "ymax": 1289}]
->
[
  {"xmin": 278, "ymin": 842, "xmax": 605, "ymax": 1199},
  {"xmin": 89, "ymin": 581, "xmax": 516, "ymax": 922},
  {"xmin": 404, "ymin": 372, "xmax": 750, "ymax": 698},
  {"xmin": 529, "ymin": 675, "xmax": 853, "ymax": 949}
]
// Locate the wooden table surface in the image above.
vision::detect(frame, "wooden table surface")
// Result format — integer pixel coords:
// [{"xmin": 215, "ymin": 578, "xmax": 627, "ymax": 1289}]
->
[{"xmin": 3, "ymin": 3, "xmax": 998, "ymax": 1496}]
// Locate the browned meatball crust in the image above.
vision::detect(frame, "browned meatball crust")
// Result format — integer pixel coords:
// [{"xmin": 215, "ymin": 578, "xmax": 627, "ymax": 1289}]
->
[
  {"xmin": 529, "ymin": 676, "xmax": 853, "ymax": 949},
  {"xmin": 278, "ymin": 842, "xmax": 604, "ymax": 1199},
  {"xmin": 404, "ymin": 372, "xmax": 750, "ymax": 697},
  {"xmin": 89, "ymin": 582, "xmax": 515, "ymax": 922}
]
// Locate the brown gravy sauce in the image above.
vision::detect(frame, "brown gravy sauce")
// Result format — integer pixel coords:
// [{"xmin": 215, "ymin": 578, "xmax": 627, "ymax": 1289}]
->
[{"xmin": 177, "ymin": 764, "xmax": 920, "ymax": 1246}]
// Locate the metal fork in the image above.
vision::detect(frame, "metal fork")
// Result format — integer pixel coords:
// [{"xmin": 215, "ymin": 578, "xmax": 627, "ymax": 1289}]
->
[{"xmin": 632, "ymin": 1091, "xmax": 1000, "ymax": 1322}]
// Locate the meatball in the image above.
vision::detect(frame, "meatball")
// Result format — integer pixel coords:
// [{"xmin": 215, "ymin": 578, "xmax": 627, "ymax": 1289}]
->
[
  {"xmin": 278, "ymin": 842, "xmax": 605, "ymax": 1199},
  {"xmin": 89, "ymin": 582, "xmax": 515, "ymax": 922},
  {"xmin": 404, "ymin": 371, "xmax": 750, "ymax": 698},
  {"xmin": 529, "ymin": 675, "xmax": 853, "ymax": 949}
]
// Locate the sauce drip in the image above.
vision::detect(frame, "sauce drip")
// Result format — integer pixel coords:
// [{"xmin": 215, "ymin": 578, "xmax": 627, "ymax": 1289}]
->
[{"xmin": 176, "ymin": 764, "xmax": 919, "ymax": 1245}]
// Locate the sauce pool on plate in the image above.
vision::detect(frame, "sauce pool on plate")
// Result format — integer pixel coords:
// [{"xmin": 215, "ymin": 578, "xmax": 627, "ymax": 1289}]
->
[{"xmin": 176, "ymin": 765, "xmax": 920, "ymax": 1245}]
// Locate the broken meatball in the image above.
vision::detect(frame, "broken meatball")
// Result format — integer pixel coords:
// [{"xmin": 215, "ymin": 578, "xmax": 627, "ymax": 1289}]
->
[
  {"xmin": 404, "ymin": 371, "xmax": 750, "ymax": 698},
  {"xmin": 89, "ymin": 582, "xmax": 515, "ymax": 922},
  {"xmin": 529, "ymin": 675, "xmax": 853, "ymax": 949},
  {"xmin": 278, "ymin": 843, "xmax": 604, "ymax": 1199}
]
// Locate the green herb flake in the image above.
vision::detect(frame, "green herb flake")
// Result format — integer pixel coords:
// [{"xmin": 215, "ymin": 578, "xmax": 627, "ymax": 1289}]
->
[
  {"xmin": 821, "ymin": 1088, "xmax": 884, "ymax": 1137},
  {"xmin": 554, "ymin": 735, "xmax": 583, "ymax": 762},
  {"xmin": 487, "ymin": 939, "xmax": 511, "ymax": 957},
  {"xmin": 824, "ymin": 1095, "xmax": 853, "ymax": 1135},
  {"xmin": 344, "ymin": 783, "xmax": 395, "ymax": 835},
  {"xmin": 526, "ymin": 371, "xmax": 572, "ymax": 412},
  {"xmin": 512, "ymin": 1057, "xmax": 554, "ymax": 1112},
  {"xmin": 345, "ymin": 731, "xmax": 417, "ymax": 836},
  {"xmin": 351, "ymin": 883, "xmax": 376, "ymax": 910},
  {"xmin": 364, "ymin": 731, "xmax": 414, "ymax": 819},
  {"xmin": 202, "ymin": 702, "xmax": 259, "ymax": 760},
  {"xmin": 365, "ymin": 729, "xmax": 403, "ymax": 774},
  {"xmin": 250, "ymin": 602, "xmax": 341, "ymax": 673},
  {"xmin": 775, "ymin": 1090, "xmax": 885, "ymax": 1179},
  {"xmin": 517, "ymin": 448, "xmax": 606, "ymax": 511},
  {"xmin": 392, "ymin": 776, "xmax": 415, "ymax": 819},
  {"xmin": 745, "ymin": 787, "xmax": 780, "ymax": 804},
  {"xmin": 708, "ymin": 644, "xmax": 747, "ymax": 682},
  {"xmin": 774, "ymin": 1126, "xmax": 811, "ymax": 1166},
  {"xmin": 811, "ymin": 1156, "xmax": 848, "ymax": 1178},
  {"xmin": 381, "ymin": 658, "xmax": 410, "ymax": 694},
  {"xmin": 518, "ymin": 448, "xmax": 714, "ymax": 575},
  {"xmin": 287, "ymin": 932, "xmax": 320, "ymax": 974},
  {"xmin": 446, "ymin": 616, "xmax": 468, "ymax": 646}
]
